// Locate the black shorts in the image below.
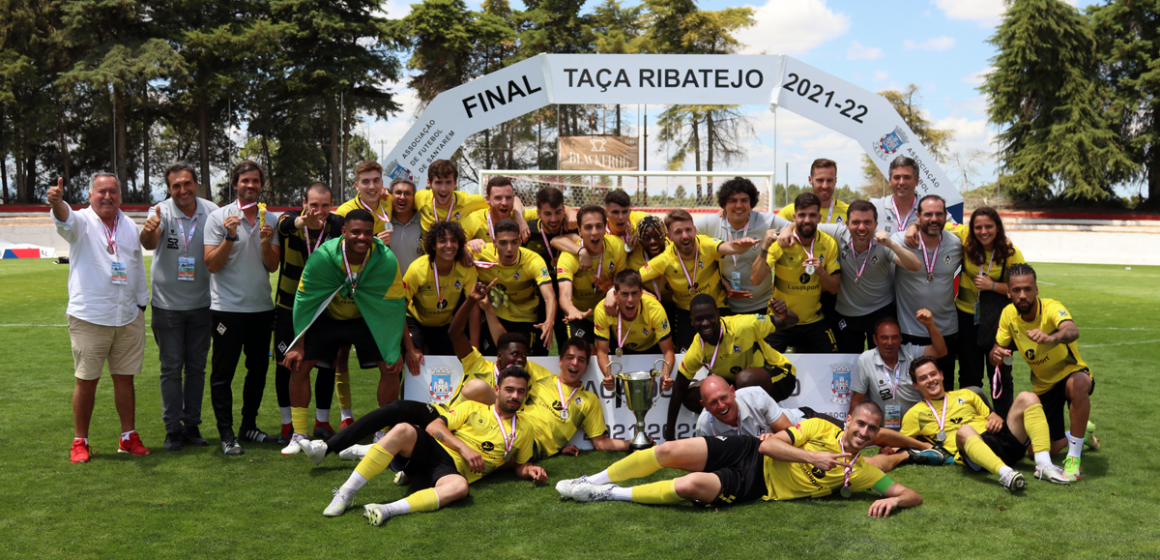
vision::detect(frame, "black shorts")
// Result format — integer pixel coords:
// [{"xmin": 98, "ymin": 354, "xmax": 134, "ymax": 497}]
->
[
  {"xmin": 483, "ymin": 317, "xmax": 545, "ymax": 356},
  {"xmin": 389, "ymin": 424, "xmax": 462, "ymax": 490},
  {"xmin": 961, "ymin": 427, "xmax": 1028, "ymax": 470},
  {"xmin": 274, "ymin": 306, "xmax": 295, "ymax": 363},
  {"xmin": 765, "ymin": 321, "xmax": 838, "ymax": 354},
  {"xmin": 762, "ymin": 360, "xmax": 798, "ymax": 403},
  {"xmin": 304, "ymin": 314, "xmax": 382, "ymax": 369},
  {"xmin": 832, "ymin": 301, "xmax": 897, "ymax": 354},
  {"xmin": 406, "ymin": 316, "xmax": 455, "ymax": 356},
  {"xmin": 698, "ymin": 435, "xmax": 768, "ymax": 507},
  {"xmin": 799, "ymin": 406, "xmax": 845, "ymax": 429},
  {"xmin": 1040, "ymin": 370, "xmax": 1095, "ymax": 441},
  {"xmin": 565, "ymin": 318, "xmax": 595, "ymax": 343}
]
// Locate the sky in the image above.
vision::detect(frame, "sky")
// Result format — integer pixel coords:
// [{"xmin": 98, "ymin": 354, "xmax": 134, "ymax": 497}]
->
[{"xmin": 358, "ymin": 0, "xmax": 1118, "ymax": 198}]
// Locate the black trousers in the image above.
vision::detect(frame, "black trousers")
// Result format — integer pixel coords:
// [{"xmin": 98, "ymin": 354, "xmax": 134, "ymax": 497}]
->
[
  {"xmin": 957, "ymin": 309, "xmax": 1014, "ymax": 419},
  {"xmin": 325, "ymin": 400, "xmax": 442, "ymax": 455},
  {"xmin": 210, "ymin": 310, "xmax": 274, "ymax": 436},
  {"xmin": 274, "ymin": 307, "xmax": 335, "ymax": 412},
  {"xmin": 832, "ymin": 301, "xmax": 897, "ymax": 354},
  {"xmin": 902, "ymin": 331, "xmax": 959, "ymax": 392}
]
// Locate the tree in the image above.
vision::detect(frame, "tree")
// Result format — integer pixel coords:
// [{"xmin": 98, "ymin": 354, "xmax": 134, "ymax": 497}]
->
[
  {"xmin": 860, "ymin": 84, "xmax": 954, "ymax": 196},
  {"xmin": 399, "ymin": 0, "xmax": 477, "ymax": 111},
  {"xmin": 982, "ymin": 0, "xmax": 1135, "ymax": 202},
  {"xmin": 1089, "ymin": 0, "xmax": 1160, "ymax": 207}
]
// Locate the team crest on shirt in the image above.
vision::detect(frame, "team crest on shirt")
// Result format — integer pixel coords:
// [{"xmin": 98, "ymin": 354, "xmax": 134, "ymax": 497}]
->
[
  {"xmin": 732, "ymin": 345, "xmax": 741, "ymax": 353},
  {"xmin": 871, "ymin": 255, "xmax": 879, "ymax": 265},
  {"xmin": 454, "ymin": 280, "xmax": 462, "ymax": 290},
  {"xmin": 454, "ymin": 212, "xmax": 462, "ymax": 220},
  {"xmin": 575, "ymin": 397, "xmax": 583, "ymax": 405},
  {"xmin": 642, "ymin": 328, "xmax": 650, "ymax": 335},
  {"xmin": 957, "ymin": 398, "xmax": 967, "ymax": 404},
  {"xmin": 513, "ymin": 272, "xmax": 521, "ymax": 280},
  {"xmin": 698, "ymin": 260, "xmax": 705, "ymax": 269},
  {"xmin": 277, "ymin": 342, "xmax": 288, "ymax": 353},
  {"xmin": 944, "ymin": 255, "xmax": 952, "ymax": 264}
]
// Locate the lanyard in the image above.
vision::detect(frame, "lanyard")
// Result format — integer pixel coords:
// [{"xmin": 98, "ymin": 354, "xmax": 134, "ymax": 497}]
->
[
  {"xmin": 539, "ymin": 223, "xmax": 555, "ymax": 261},
  {"xmin": 358, "ymin": 197, "xmax": 390, "ymax": 223},
  {"xmin": 891, "ymin": 196, "xmax": 915, "ymax": 231},
  {"xmin": 303, "ymin": 223, "xmax": 325, "ymax": 256},
  {"xmin": 340, "ymin": 240, "xmax": 362, "ymax": 298},
  {"xmin": 433, "ymin": 261, "xmax": 449, "ymax": 303},
  {"xmin": 924, "ymin": 396, "xmax": 948, "ymax": 436},
  {"xmin": 236, "ymin": 199, "xmax": 256, "ymax": 211},
  {"xmin": 838, "ymin": 436, "xmax": 862, "ymax": 490},
  {"xmin": 176, "ymin": 213, "xmax": 198, "ymax": 256},
  {"xmin": 433, "ymin": 194, "xmax": 455, "ymax": 222},
  {"xmin": 486, "ymin": 211, "xmax": 498, "ymax": 241},
  {"xmin": 980, "ymin": 250, "xmax": 996, "ymax": 277},
  {"xmin": 824, "ymin": 197, "xmax": 836, "ymax": 224},
  {"xmin": 676, "ymin": 242, "xmax": 699, "ymax": 294},
  {"xmin": 491, "ymin": 405, "xmax": 517, "ymax": 454},
  {"xmin": 101, "ymin": 213, "xmax": 120, "ymax": 257},
  {"xmin": 556, "ymin": 377, "xmax": 579, "ymax": 414},
  {"xmin": 849, "ymin": 239, "xmax": 873, "ymax": 281},
  {"xmin": 727, "ymin": 217, "xmax": 750, "ymax": 267},
  {"xmin": 616, "ymin": 308, "xmax": 636, "ymax": 349},
  {"xmin": 700, "ymin": 322, "xmax": 724, "ymax": 371},
  {"xmin": 882, "ymin": 360, "xmax": 901, "ymax": 400},
  {"xmin": 793, "ymin": 231, "xmax": 816, "ymax": 263},
  {"xmin": 920, "ymin": 235, "xmax": 942, "ymax": 279}
]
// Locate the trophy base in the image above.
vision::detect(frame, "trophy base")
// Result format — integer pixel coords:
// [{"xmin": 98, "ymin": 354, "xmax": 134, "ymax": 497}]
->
[{"xmin": 629, "ymin": 432, "xmax": 654, "ymax": 451}]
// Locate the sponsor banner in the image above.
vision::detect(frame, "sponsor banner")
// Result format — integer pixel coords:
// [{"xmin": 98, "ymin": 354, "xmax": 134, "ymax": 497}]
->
[
  {"xmin": 559, "ymin": 136, "xmax": 639, "ymax": 171},
  {"xmin": 402, "ymin": 353, "xmax": 861, "ymax": 450}
]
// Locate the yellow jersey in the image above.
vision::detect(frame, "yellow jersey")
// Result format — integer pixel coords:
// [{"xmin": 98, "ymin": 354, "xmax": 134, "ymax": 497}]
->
[
  {"xmin": 593, "ymin": 294, "xmax": 671, "ymax": 352},
  {"xmin": 995, "ymin": 298, "xmax": 1091, "ymax": 394},
  {"xmin": 630, "ymin": 241, "xmax": 674, "ymax": 303},
  {"xmin": 448, "ymin": 347, "xmax": 552, "ymax": 405},
  {"xmin": 678, "ymin": 314, "xmax": 793, "ymax": 382},
  {"xmin": 608, "ymin": 210, "xmax": 649, "ymax": 238},
  {"xmin": 777, "ymin": 199, "xmax": 850, "ymax": 225},
  {"xmin": 438, "ymin": 400, "xmax": 535, "ymax": 483},
  {"xmin": 556, "ymin": 235, "xmax": 628, "ymax": 311},
  {"xmin": 320, "ymin": 249, "xmax": 406, "ymax": 320},
  {"xmin": 403, "ymin": 255, "xmax": 479, "ymax": 327},
  {"xmin": 473, "ymin": 246, "xmax": 553, "ymax": 322},
  {"xmin": 900, "ymin": 389, "xmax": 991, "ymax": 461},
  {"xmin": 415, "ymin": 189, "xmax": 490, "ymax": 233},
  {"xmin": 950, "ymin": 224, "xmax": 1028, "ymax": 314},
  {"xmin": 641, "ymin": 234, "xmax": 726, "ymax": 311},
  {"xmin": 763, "ymin": 418, "xmax": 892, "ymax": 501},
  {"xmin": 335, "ymin": 195, "xmax": 392, "ymax": 234},
  {"xmin": 764, "ymin": 231, "xmax": 840, "ymax": 325},
  {"xmin": 522, "ymin": 375, "xmax": 608, "ymax": 457},
  {"xmin": 460, "ymin": 208, "xmax": 524, "ymax": 244}
]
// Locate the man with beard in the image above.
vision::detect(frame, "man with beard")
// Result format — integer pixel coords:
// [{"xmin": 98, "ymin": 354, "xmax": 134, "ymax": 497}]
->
[
  {"xmin": 751, "ymin": 192, "xmax": 841, "ymax": 353},
  {"xmin": 557, "ymin": 401, "xmax": 922, "ymax": 516},
  {"xmin": 471, "ymin": 219, "xmax": 556, "ymax": 355},
  {"xmin": 556, "ymin": 205, "xmax": 627, "ymax": 344},
  {"xmin": 593, "ymin": 270, "xmax": 676, "ymax": 391},
  {"xmin": 778, "ymin": 159, "xmax": 850, "ymax": 225},
  {"xmin": 523, "ymin": 186, "xmax": 578, "ymax": 353},
  {"xmin": 850, "ymin": 312, "xmax": 947, "ymax": 430},
  {"xmin": 384, "ymin": 177, "xmax": 423, "ymax": 276},
  {"xmin": 990, "ymin": 264, "xmax": 1096, "ymax": 482}
]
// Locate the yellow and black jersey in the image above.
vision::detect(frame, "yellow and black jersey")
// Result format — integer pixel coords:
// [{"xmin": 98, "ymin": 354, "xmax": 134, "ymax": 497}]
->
[
  {"xmin": 335, "ymin": 196, "xmax": 391, "ymax": 234},
  {"xmin": 777, "ymin": 199, "xmax": 850, "ymax": 225},
  {"xmin": 900, "ymin": 389, "xmax": 990, "ymax": 461},
  {"xmin": 630, "ymin": 242, "xmax": 674, "ymax": 303},
  {"xmin": 438, "ymin": 400, "xmax": 535, "ymax": 483},
  {"xmin": 415, "ymin": 190, "xmax": 490, "ymax": 233},
  {"xmin": 678, "ymin": 314, "xmax": 792, "ymax": 382},
  {"xmin": 641, "ymin": 234, "xmax": 726, "ymax": 310},
  {"xmin": 763, "ymin": 418, "xmax": 892, "ymax": 501},
  {"xmin": 996, "ymin": 298, "xmax": 1091, "ymax": 394},
  {"xmin": 764, "ymin": 231, "xmax": 841, "ymax": 324},
  {"xmin": 556, "ymin": 235, "xmax": 627, "ymax": 311},
  {"xmin": 522, "ymin": 375, "xmax": 607, "ymax": 457},
  {"xmin": 447, "ymin": 347, "xmax": 552, "ymax": 405},
  {"xmin": 274, "ymin": 210, "xmax": 344, "ymax": 310},
  {"xmin": 403, "ymin": 255, "xmax": 478, "ymax": 327},
  {"xmin": 474, "ymin": 246, "xmax": 553, "ymax": 322},
  {"xmin": 523, "ymin": 218, "xmax": 576, "ymax": 275},
  {"xmin": 593, "ymin": 294, "xmax": 671, "ymax": 352}
]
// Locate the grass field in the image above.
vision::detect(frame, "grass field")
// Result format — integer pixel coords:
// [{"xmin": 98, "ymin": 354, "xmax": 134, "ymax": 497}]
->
[{"xmin": 1, "ymin": 258, "xmax": 1158, "ymax": 560}]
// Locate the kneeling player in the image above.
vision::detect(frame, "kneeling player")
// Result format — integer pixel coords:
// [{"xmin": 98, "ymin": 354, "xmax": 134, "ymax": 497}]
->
[
  {"xmin": 594, "ymin": 270, "xmax": 676, "ymax": 391},
  {"xmin": 559, "ymin": 402, "xmax": 922, "ymax": 517},
  {"xmin": 902, "ymin": 356, "xmax": 1069, "ymax": 491},
  {"xmin": 319, "ymin": 366, "xmax": 547, "ymax": 522}
]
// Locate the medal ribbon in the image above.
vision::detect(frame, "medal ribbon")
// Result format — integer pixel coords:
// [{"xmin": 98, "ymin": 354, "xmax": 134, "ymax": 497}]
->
[
  {"xmin": 824, "ymin": 197, "xmax": 835, "ymax": 224},
  {"xmin": 992, "ymin": 365, "xmax": 1003, "ymax": 400},
  {"xmin": 616, "ymin": 308, "xmax": 636, "ymax": 350},
  {"xmin": 924, "ymin": 396, "xmax": 948, "ymax": 437},
  {"xmin": 358, "ymin": 197, "xmax": 390, "ymax": 223},
  {"xmin": 727, "ymin": 217, "xmax": 750, "ymax": 267},
  {"xmin": 176, "ymin": 214, "xmax": 198, "ymax": 256},
  {"xmin": 793, "ymin": 231, "xmax": 816, "ymax": 266},
  {"xmin": 303, "ymin": 222, "xmax": 325, "ymax": 256},
  {"xmin": 849, "ymin": 239, "xmax": 873, "ymax": 281},
  {"xmin": 838, "ymin": 435, "xmax": 863, "ymax": 490},
  {"xmin": 340, "ymin": 240, "xmax": 362, "ymax": 298},
  {"xmin": 700, "ymin": 322, "xmax": 725, "ymax": 371},
  {"xmin": 920, "ymin": 235, "xmax": 942, "ymax": 277},
  {"xmin": 883, "ymin": 361, "xmax": 901, "ymax": 400},
  {"xmin": 101, "ymin": 212, "xmax": 120, "ymax": 258},
  {"xmin": 433, "ymin": 261, "xmax": 448, "ymax": 303},
  {"xmin": 433, "ymin": 194, "xmax": 454, "ymax": 223},
  {"xmin": 491, "ymin": 405, "xmax": 517, "ymax": 454},
  {"xmin": 556, "ymin": 377, "xmax": 579, "ymax": 416},
  {"xmin": 236, "ymin": 199, "xmax": 257, "ymax": 211},
  {"xmin": 539, "ymin": 223, "xmax": 555, "ymax": 261},
  {"xmin": 676, "ymin": 241, "xmax": 699, "ymax": 293},
  {"xmin": 890, "ymin": 196, "xmax": 915, "ymax": 231}
]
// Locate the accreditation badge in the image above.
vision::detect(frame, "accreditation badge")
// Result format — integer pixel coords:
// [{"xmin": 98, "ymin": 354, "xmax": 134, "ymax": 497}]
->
[
  {"xmin": 884, "ymin": 404, "xmax": 901, "ymax": 430},
  {"xmin": 730, "ymin": 271, "xmax": 742, "ymax": 290},
  {"xmin": 111, "ymin": 261, "xmax": 128, "ymax": 285},
  {"xmin": 177, "ymin": 256, "xmax": 196, "ymax": 281}
]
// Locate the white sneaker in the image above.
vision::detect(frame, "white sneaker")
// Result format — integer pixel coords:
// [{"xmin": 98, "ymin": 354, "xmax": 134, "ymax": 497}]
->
[
  {"xmin": 1000, "ymin": 471, "xmax": 1026, "ymax": 492},
  {"xmin": 1034, "ymin": 464, "xmax": 1070, "ymax": 485},
  {"xmin": 373, "ymin": 431, "xmax": 387, "ymax": 443},
  {"xmin": 555, "ymin": 476, "xmax": 588, "ymax": 499},
  {"xmin": 281, "ymin": 433, "xmax": 307, "ymax": 455},
  {"xmin": 571, "ymin": 482, "xmax": 617, "ymax": 502},
  {"xmin": 339, "ymin": 444, "xmax": 371, "ymax": 461},
  {"xmin": 394, "ymin": 471, "xmax": 410, "ymax": 486},
  {"xmin": 323, "ymin": 488, "xmax": 353, "ymax": 517},
  {"xmin": 299, "ymin": 439, "xmax": 328, "ymax": 467},
  {"xmin": 363, "ymin": 503, "xmax": 394, "ymax": 526}
]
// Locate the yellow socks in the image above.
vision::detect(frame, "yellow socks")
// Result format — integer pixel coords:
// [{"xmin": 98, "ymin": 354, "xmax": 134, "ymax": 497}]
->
[
  {"xmin": 607, "ymin": 448, "xmax": 663, "ymax": 483},
  {"xmin": 962, "ymin": 434, "xmax": 1007, "ymax": 476},
  {"xmin": 291, "ymin": 407, "xmax": 310, "ymax": 436},
  {"xmin": 1024, "ymin": 404, "xmax": 1051, "ymax": 454},
  {"xmin": 631, "ymin": 480, "xmax": 682, "ymax": 504},
  {"xmin": 354, "ymin": 444, "xmax": 394, "ymax": 481},
  {"xmin": 335, "ymin": 369, "xmax": 353, "ymax": 410},
  {"xmin": 404, "ymin": 488, "xmax": 441, "ymax": 513}
]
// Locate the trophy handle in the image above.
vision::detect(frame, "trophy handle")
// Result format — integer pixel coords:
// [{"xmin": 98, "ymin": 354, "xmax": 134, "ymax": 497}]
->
[
  {"xmin": 607, "ymin": 360, "xmax": 623, "ymax": 378},
  {"xmin": 650, "ymin": 358, "xmax": 668, "ymax": 378}
]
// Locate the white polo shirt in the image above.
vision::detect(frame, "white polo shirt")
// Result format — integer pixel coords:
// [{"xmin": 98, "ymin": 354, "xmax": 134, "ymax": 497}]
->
[
  {"xmin": 694, "ymin": 386, "xmax": 805, "ymax": 437},
  {"xmin": 53, "ymin": 207, "xmax": 148, "ymax": 327}
]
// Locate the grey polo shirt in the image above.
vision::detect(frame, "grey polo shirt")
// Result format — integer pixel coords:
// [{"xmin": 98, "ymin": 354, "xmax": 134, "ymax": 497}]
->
[
  {"xmin": 204, "ymin": 204, "xmax": 275, "ymax": 313},
  {"xmin": 891, "ymin": 230, "xmax": 960, "ymax": 337},
  {"xmin": 149, "ymin": 197, "xmax": 219, "ymax": 311},
  {"xmin": 694, "ymin": 387, "xmax": 805, "ymax": 437},
  {"xmin": 871, "ymin": 195, "xmax": 919, "ymax": 234},
  {"xmin": 852, "ymin": 343, "xmax": 927, "ymax": 429},
  {"xmin": 695, "ymin": 211, "xmax": 791, "ymax": 314},
  {"xmin": 388, "ymin": 211, "xmax": 423, "ymax": 276},
  {"xmin": 818, "ymin": 223, "xmax": 898, "ymax": 318}
]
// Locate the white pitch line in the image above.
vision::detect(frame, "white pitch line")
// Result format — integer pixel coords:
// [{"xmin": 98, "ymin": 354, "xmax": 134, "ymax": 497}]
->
[{"xmin": 1085, "ymin": 339, "xmax": 1160, "ymax": 348}]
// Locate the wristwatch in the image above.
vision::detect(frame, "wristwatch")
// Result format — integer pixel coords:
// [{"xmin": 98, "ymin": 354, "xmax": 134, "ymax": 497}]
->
[{"xmin": 225, "ymin": 233, "xmax": 239, "ymax": 242}]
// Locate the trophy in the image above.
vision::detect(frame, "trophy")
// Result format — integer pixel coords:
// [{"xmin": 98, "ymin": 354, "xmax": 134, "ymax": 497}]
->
[{"xmin": 612, "ymin": 358, "xmax": 668, "ymax": 451}]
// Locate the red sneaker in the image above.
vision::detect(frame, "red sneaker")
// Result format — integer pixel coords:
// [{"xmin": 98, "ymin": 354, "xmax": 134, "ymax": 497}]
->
[
  {"xmin": 313, "ymin": 421, "xmax": 337, "ymax": 440},
  {"xmin": 281, "ymin": 422, "xmax": 293, "ymax": 439},
  {"xmin": 71, "ymin": 439, "xmax": 94, "ymax": 463},
  {"xmin": 340, "ymin": 418, "xmax": 354, "ymax": 430},
  {"xmin": 117, "ymin": 432, "xmax": 151, "ymax": 456}
]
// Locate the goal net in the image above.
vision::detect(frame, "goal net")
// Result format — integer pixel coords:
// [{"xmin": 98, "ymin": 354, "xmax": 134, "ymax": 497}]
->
[{"xmin": 475, "ymin": 170, "xmax": 776, "ymax": 216}]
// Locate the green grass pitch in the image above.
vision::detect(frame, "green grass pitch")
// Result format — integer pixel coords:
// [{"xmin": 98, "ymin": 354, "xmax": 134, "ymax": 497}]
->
[{"xmin": 1, "ymin": 259, "xmax": 1158, "ymax": 559}]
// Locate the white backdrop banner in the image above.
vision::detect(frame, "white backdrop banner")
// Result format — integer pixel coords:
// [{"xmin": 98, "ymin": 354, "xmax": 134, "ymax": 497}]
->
[{"xmin": 402, "ymin": 353, "xmax": 860, "ymax": 450}]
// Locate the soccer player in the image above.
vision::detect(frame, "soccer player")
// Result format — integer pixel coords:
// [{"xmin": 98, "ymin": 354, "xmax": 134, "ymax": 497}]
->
[
  {"xmin": 318, "ymin": 366, "xmax": 547, "ymax": 522},
  {"xmin": 695, "ymin": 376, "xmax": 947, "ymax": 471},
  {"xmin": 523, "ymin": 186, "xmax": 578, "ymax": 352},
  {"xmin": 272, "ymin": 182, "xmax": 344, "ymax": 445},
  {"xmin": 204, "ymin": 161, "xmax": 280, "ymax": 454},
  {"xmin": 558, "ymin": 402, "xmax": 923, "ymax": 517},
  {"xmin": 695, "ymin": 177, "xmax": 790, "ymax": 316},
  {"xmin": 871, "ymin": 155, "xmax": 921, "ymax": 234},
  {"xmin": 990, "ymin": 264, "xmax": 1096, "ymax": 481},
  {"xmin": 471, "ymin": 218, "xmax": 556, "ymax": 355},
  {"xmin": 280, "ymin": 209, "xmax": 407, "ymax": 450},
  {"xmin": 139, "ymin": 162, "xmax": 219, "ymax": 451},
  {"xmin": 634, "ymin": 215, "xmax": 673, "ymax": 303},
  {"xmin": 50, "ymin": 174, "xmax": 151, "ymax": 462},
  {"xmin": 751, "ymin": 192, "xmax": 840, "ymax": 353},
  {"xmin": 778, "ymin": 158, "xmax": 850, "ymax": 225},
  {"xmin": 593, "ymin": 270, "xmax": 676, "ymax": 391},
  {"xmin": 414, "ymin": 160, "xmax": 529, "ymax": 237},
  {"xmin": 891, "ymin": 195, "xmax": 960, "ymax": 387},
  {"xmin": 402, "ymin": 220, "xmax": 479, "ymax": 375},
  {"xmin": 902, "ymin": 356, "xmax": 1071, "ymax": 489},
  {"xmin": 604, "ymin": 188, "xmax": 649, "ymax": 255},
  {"xmin": 556, "ymin": 204, "xmax": 627, "ymax": 343},
  {"xmin": 640, "ymin": 209, "xmax": 761, "ymax": 350},
  {"xmin": 463, "ymin": 176, "xmax": 520, "ymax": 246},
  {"xmin": 385, "ymin": 177, "xmax": 424, "ymax": 276},
  {"xmin": 850, "ymin": 312, "xmax": 947, "ymax": 430},
  {"xmin": 666, "ymin": 294, "xmax": 798, "ymax": 441}
]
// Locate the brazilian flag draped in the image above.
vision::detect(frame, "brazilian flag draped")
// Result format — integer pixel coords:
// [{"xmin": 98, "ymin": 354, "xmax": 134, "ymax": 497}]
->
[{"xmin": 292, "ymin": 236, "xmax": 405, "ymax": 364}]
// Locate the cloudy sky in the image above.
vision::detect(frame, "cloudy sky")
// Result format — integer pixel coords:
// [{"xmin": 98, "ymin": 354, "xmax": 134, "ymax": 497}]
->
[{"xmin": 361, "ymin": 0, "xmax": 1109, "ymax": 196}]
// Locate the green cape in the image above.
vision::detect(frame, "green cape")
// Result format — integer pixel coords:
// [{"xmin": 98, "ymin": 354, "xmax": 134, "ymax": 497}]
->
[{"xmin": 291, "ymin": 237, "xmax": 404, "ymax": 364}]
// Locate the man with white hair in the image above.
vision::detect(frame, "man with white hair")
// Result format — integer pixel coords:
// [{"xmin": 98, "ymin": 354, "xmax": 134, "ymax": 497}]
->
[{"xmin": 49, "ymin": 174, "xmax": 151, "ymax": 463}]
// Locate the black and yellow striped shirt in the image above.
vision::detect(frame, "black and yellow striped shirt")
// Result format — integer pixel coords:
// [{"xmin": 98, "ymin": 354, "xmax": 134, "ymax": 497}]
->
[{"xmin": 275, "ymin": 210, "xmax": 345, "ymax": 310}]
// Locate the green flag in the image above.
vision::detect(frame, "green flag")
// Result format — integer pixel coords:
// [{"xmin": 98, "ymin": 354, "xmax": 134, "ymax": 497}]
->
[{"xmin": 292, "ymin": 237, "xmax": 405, "ymax": 365}]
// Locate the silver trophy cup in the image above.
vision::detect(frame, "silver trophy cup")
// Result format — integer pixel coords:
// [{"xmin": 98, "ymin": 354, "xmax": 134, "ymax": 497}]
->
[{"xmin": 612, "ymin": 359, "xmax": 667, "ymax": 450}]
